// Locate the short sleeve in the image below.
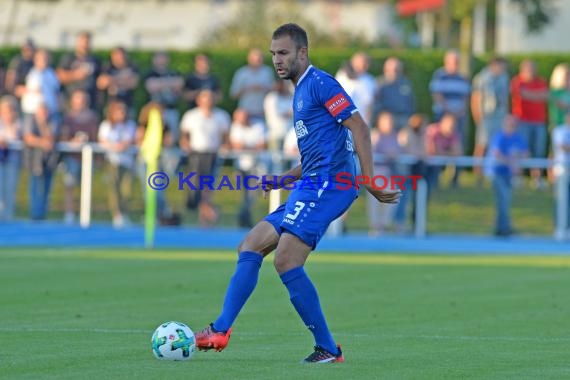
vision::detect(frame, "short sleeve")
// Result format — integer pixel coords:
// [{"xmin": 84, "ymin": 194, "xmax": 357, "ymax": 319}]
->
[
  {"xmin": 428, "ymin": 70, "xmax": 441, "ymax": 93},
  {"xmin": 179, "ymin": 111, "xmax": 193, "ymax": 134},
  {"xmin": 7, "ymin": 56, "xmax": 21, "ymax": 71},
  {"xmin": 317, "ymin": 75, "xmax": 357, "ymax": 123},
  {"xmin": 472, "ymin": 72, "xmax": 483, "ymax": 91},
  {"xmin": 510, "ymin": 77, "xmax": 520, "ymax": 94},
  {"xmin": 517, "ymin": 135, "xmax": 528, "ymax": 152},
  {"xmin": 22, "ymin": 114, "xmax": 34, "ymax": 135},
  {"xmin": 229, "ymin": 68, "xmax": 245, "ymax": 98},
  {"xmin": 98, "ymin": 121, "xmax": 109, "ymax": 141},
  {"xmin": 552, "ymin": 128, "xmax": 562, "ymax": 147},
  {"xmin": 57, "ymin": 53, "xmax": 73, "ymax": 70},
  {"xmin": 220, "ymin": 111, "xmax": 231, "ymax": 133}
]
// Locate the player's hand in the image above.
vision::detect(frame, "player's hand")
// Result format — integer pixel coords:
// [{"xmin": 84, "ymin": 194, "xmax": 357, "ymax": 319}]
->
[
  {"xmin": 365, "ymin": 185, "xmax": 401, "ymax": 204},
  {"xmin": 258, "ymin": 175, "xmax": 280, "ymax": 199}
]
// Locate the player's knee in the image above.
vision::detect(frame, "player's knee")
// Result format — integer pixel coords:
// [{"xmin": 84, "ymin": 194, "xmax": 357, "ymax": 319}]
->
[
  {"xmin": 273, "ymin": 253, "xmax": 296, "ymax": 274},
  {"xmin": 273, "ymin": 254, "xmax": 286, "ymax": 274},
  {"xmin": 237, "ymin": 234, "xmax": 262, "ymax": 255}
]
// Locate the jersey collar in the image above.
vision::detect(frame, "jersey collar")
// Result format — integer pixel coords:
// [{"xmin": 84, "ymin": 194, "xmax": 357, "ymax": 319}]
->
[{"xmin": 296, "ymin": 64, "xmax": 313, "ymax": 86}]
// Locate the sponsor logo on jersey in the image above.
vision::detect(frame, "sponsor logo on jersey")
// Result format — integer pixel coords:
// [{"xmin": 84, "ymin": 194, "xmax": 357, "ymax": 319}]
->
[
  {"xmin": 294, "ymin": 120, "xmax": 308, "ymax": 138},
  {"xmin": 325, "ymin": 93, "xmax": 351, "ymax": 117}
]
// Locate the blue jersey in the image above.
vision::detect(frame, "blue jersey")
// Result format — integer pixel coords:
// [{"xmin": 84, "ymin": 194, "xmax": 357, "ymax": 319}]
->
[{"xmin": 293, "ymin": 65, "xmax": 358, "ymax": 180}]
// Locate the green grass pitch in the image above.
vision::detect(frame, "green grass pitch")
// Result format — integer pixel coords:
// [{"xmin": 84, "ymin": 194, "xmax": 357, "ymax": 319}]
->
[{"xmin": 1, "ymin": 248, "xmax": 569, "ymax": 379}]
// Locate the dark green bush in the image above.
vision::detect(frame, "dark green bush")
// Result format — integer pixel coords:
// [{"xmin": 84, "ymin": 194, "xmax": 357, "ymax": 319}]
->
[{"xmin": 1, "ymin": 47, "xmax": 568, "ymax": 120}]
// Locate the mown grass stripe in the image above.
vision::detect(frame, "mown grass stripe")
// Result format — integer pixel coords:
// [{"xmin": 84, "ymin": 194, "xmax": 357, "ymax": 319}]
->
[
  {"xmin": 1, "ymin": 327, "xmax": 568, "ymax": 343},
  {"xmin": 2, "ymin": 249, "xmax": 570, "ymax": 267}
]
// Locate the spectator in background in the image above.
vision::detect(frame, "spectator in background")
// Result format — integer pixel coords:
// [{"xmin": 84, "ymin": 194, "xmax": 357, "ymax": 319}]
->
[
  {"xmin": 98, "ymin": 99, "xmax": 136, "ymax": 229},
  {"xmin": 97, "ymin": 47, "xmax": 140, "ymax": 114},
  {"xmin": 58, "ymin": 89, "xmax": 100, "ymax": 225},
  {"xmin": 375, "ymin": 57, "xmax": 415, "ymax": 131},
  {"xmin": 21, "ymin": 49, "xmax": 61, "ymax": 121},
  {"xmin": 136, "ymin": 101, "xmax": 180, "ymax": 226},
  {"xmin": 56, "ymin": 31, "xmax": 101, "ymax": 112},
  {"xmin": 367, "ymin": 112, "xmax": 401, "ymax": 236},
  {"xmin": 548, "ymin": 63, "xmax": 570, "ymax": 131},
  {"xmin": 179, "ymin": 89, "xmax": 230, "ymax": 226},
  {"xmin": 144, "ymin": 51, "xmax": 184, "ymax": 179},
  {"xmin": 263, "ymin": 79, "xmax": 293, "ymax": 151},
  {"xmin": 184, "ymin": 53, "xmax": 222, "ymax": 109},
  {"xmin": 144, "ymin": 51, "xmax": 184, "ymax": 144},
  {"xmin": 425, "ymin": 113, "xmax": 463, "ymax": 191},
  {"xmin": 229, "ymin": 108, "xmax": 267, "ymax": 228},
  {"xmin": 429, "ymin": 50, "xmax": 471, "ymax": 134},
  {"xmin": 487, "ymin": 115, "xmax": 528, "ymax": 237},
  {"xmin": 335, "ymin": 52, "xmax": 377, "ymax": 126},
  {"xmin": 551, "ymin": 111, "xmax": 570, "ymax": 234},
  {"xmin": 23, "ymin": 103, "xmax": 59, "ymax": 220},
  {"xmin": 510, "ymin": 59, "xmax": 549, "ymax": 189},
  {"xmin": 4, "ymin": 38, "xmax": 35, "ymax": 100},
  {"xmin": 396, "ymin": 113, "xmax": 427, "ymax": 230},
  {"xmin": 0, "ymin": 58, "xmax": 5, "ymax": 96},
  {"xmin": 282, "ymin": 125, "xmax": 300, "ymax": 168},
  {"xmin": 429, "ymin": 50, "xmax": 470, "ymax": 187},
  {"xmin": 230, "ymin": 48, "xmax": 274, "ymax": 124},
  {"xmin": 0, "ymin": 95, "xmax": 23, "ymax": 221},
  {"xmin": 471, "ymin": 57, "xmax": 510, "ymax": 182}
]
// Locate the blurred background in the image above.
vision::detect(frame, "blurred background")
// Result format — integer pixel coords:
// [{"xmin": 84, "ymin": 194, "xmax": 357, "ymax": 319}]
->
[{"xmin": 0, "ymin": 0, "xmax": 568, "ymax": 243}]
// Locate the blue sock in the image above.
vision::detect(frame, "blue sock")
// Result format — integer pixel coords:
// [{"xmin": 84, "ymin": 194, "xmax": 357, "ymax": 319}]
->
[
  {"xmin": 280, "ymin": 266, "xmax": 338, "ymax": 355},
  {"xmin": 213, "ymin": 251, "xmax": 263, "ymax": 332}
]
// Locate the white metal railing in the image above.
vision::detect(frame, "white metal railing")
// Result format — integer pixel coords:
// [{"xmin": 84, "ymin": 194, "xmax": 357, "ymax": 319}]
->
[{"xmin": 3, "ymin": 142, "xmax": 569, "ymax": 241}]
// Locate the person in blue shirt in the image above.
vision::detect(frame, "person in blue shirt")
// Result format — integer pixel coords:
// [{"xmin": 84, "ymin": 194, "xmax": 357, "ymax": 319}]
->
[
  {"xmin": 374, "ymin": 57, "xmax": 415, "ymax": 131},
  {"xmin": 487, "ymin": 115, "xmax": 528, "ymax": 236},
  {"xmin": 194, "ymin": 23, "xmax": 400, "ymax": 363}
]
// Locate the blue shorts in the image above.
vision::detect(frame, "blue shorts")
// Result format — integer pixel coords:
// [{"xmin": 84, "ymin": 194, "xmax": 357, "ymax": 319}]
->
[{"xmin": 264, "ymin": 182, "xmax": 357, "ymax": 250}]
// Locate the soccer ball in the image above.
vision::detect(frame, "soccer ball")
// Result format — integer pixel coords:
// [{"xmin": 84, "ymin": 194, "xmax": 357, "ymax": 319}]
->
[{"xmin": 151, "ymin": 321, "xmax": 196, "ymax": 361}]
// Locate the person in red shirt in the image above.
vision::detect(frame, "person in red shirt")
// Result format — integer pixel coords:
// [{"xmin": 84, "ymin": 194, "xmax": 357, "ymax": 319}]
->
[{"xmin": 510, "ymin": 59, "xmax": 549, "ymax": 188}]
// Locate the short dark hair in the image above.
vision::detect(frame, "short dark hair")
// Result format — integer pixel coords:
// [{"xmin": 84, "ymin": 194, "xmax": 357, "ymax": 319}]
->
[{"xmin": 272, "ymin": 23, "xmax": 308, "ymax": 50}]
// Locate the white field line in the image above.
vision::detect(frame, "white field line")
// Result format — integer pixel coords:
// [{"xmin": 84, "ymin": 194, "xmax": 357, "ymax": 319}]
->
[{"xmin": 1, "ymin": 327, "xmax": 569, "ymax": 343}]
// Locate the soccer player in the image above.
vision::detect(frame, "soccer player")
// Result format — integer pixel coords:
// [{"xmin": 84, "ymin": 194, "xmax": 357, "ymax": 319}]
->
[{"xmin": 195, "ymin": 23, "xmax": 400, "ymax": 363}]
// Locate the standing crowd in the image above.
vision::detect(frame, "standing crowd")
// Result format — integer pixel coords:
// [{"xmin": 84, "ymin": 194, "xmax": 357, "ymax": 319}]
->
[{"xmin": 0, "ymin": 32, "xmax": 568, "ymax": 235}]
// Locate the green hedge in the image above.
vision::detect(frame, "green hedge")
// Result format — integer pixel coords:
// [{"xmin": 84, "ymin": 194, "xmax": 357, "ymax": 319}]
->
[{"xmin": 1, "ymin": 47, "xmax": 568, "ymax": 119}]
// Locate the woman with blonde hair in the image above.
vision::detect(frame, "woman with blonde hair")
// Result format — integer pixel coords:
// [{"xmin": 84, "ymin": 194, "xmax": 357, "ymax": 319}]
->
[{"xmin": 549, "ymin": 63, "xmax": 570, "ymax": 130}]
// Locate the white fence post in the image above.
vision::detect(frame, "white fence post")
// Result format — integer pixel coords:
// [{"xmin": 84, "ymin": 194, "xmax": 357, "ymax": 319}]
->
[
  {"xmin": 268, "ymin": 151, "xmax": 283, "ymax": 213},
  {"xmin": 79, "ymin": 144, "xmax": 93, "ymax": 229},
  {"xmin": 414, "ymin": 178, "xmax": 428, "ymax": 238},
  {"xmin": 554, "ymin": 166, "xmax": 569, "ymax": 241}
]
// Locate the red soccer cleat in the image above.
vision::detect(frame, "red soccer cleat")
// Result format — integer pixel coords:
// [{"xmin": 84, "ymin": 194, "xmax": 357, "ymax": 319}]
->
[{"xmin": 195, "ymin": 324, "xmax": 232, "ymax": 352}]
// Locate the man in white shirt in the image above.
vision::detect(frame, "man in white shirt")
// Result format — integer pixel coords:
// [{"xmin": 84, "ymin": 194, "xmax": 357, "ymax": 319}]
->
[
  {"xmin": 229, "ymin": 108, "xmax": 267, "ymax": 227},
  {"xmin": 179, "ymin": 89, "xmax": 230, "ymax": 225},
  {"xmin": 230, "ymin": 48, "xmax": 275, "ymax": 124},
  {"xmin": 263, "ymin": 79, "xmax": 293, "ymax": 150},
  {"xmin": 335, "ymin": 52, "xmax": 377, "ymax": 126}
]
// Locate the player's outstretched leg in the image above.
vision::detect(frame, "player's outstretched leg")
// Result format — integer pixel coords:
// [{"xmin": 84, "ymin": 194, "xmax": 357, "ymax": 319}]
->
[
  {"xmin": 275, "ymin": 233, "xmax": 344, "ymax": 363},
  {"xmin": 196, "ymin": 221, "xmax": 279, "ymax": 352},
  {"xmin": 195, "ymin": 251, "xmax": 261, "ymax": 351}
]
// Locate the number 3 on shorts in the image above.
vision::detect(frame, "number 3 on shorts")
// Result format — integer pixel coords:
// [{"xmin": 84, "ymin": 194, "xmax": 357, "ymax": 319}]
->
[{"xmin": 285, "ymin": 201, "xmax": 305, "ymax": 221}]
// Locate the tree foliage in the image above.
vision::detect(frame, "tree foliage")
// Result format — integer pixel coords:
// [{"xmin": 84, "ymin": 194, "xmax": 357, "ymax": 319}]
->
[
  {"xmin": 451, "ymin": 0, "xmax": 555, "ymax": 32},
  {"xmin": 510, "ymin": 0, "xmax": 555, "ymax": 32},
  {"xmin": 199, "ymin": 0, "xmax": 369, "ymax": 49}
]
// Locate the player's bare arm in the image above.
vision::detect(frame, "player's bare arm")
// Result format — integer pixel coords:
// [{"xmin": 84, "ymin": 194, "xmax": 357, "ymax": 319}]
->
[{"xmin": 343, "ymin": 112, "xmax": 401, "ymax": 204}]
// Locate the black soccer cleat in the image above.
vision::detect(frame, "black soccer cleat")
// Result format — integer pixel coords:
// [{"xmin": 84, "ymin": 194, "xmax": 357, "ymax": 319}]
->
[{"xmin": 302, "ymin": 344, "xmax": 344, "ymax": 363}]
